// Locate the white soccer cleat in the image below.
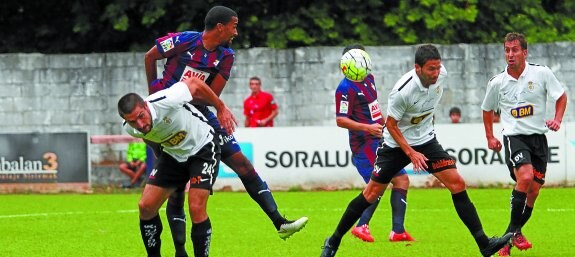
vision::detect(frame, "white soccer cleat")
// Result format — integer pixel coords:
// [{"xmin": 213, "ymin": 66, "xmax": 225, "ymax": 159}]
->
[{"xmin": 278, "ymin": 217, "xmax": 309, "ymax": 240}]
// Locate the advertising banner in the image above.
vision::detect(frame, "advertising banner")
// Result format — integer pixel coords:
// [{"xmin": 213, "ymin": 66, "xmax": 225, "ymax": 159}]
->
[
  {"xmin": 0, "ymin": 132, "xmax": 90, "ymax": 193},
  {"xmin": 215, "ymin": 127, "xmax": 365, "ymax": 190},
  {"xmin": 214, "ymin": 124, "xmax": 572, "ymax": 190}
]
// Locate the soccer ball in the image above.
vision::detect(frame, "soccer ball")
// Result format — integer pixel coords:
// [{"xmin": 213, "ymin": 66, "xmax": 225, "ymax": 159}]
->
[{"xmin": 340, "ymin": 48, "xmax": 372, "ymax": 82}]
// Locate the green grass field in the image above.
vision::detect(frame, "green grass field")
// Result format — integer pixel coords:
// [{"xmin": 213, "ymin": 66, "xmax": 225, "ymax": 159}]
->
[{"xmin": 0, "ymin": 188, "xmax": 573, "ymax": 257}]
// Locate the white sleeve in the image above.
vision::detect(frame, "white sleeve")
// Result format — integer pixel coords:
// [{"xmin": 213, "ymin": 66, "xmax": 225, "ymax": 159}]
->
[
  {"xmin": 481, "ymin": 77, "xmax": 499, "ymax": 111},
  {"xmin": 387, "ymin": 90, "xmax": 406, "ymax": 121},
  {"xmin": 544, "ymin": 67, "xmax": 565, "ymax": 101}
]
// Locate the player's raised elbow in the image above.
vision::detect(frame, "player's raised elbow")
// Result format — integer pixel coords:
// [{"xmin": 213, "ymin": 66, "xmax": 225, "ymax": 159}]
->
[{"xmin": 144, "ymin": 46, "xmax": 162, "ymax": 62}]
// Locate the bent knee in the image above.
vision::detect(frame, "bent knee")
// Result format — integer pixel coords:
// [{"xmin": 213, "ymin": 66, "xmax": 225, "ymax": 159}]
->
[
  {"xmin": 363, "ymin": 191, "xmax": 380, "ymax": 203},
  {"xmin": 446, "ymin": 177, "xmax": 467, "ymax": 193},
  {"xmin": 515, "ymin": 172, "xmax": 534, "ymax": 185},
  {"xmin": 138, "ymin": 200, "xmax": 158, "ymax": 219},
  {"xmin": 363, "ymin": 183, "xmax": 386, "ymax": 203},
  {"xmin": 188, "ymin": 204, "xmax": 208, "ymax": 223},
  {"xmin": 391, "ymin": 175, "xmax": 410, "ymax": 189}
]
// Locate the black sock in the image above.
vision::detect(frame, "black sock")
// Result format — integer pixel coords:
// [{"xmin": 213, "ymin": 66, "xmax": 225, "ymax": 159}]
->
[
  {"xmin": 506, "ymin": 189, "xmax": 527, "ymax": 233},
  {"xmin": 519, "ymin": 205, "xmax": 533, "ymax": 231},
  {"xmin": 330, "ymin": 193, "xmax": 372, "ymax": 248},
  {"xmin": 166, "ymin": 190, "xmax": 187, "ymax": 257},
  {"xmin": 191, "ymin": 218, "xmax": 212, "ymax": 257},
  {"xmin": 390, "ymin": 188, "xmax": 408, "ymax": 233},
  {"xmin": 241, "ymin": 175, "xmax": 285, "ymax": 229},
  {"xmin": 357, "ymin": 196, "xmax": 379, "ymax": 226},
  {"xmin": 452, "ymin": 191, "xmax": 489, "ymax": 248},
  {"xmin": 140, "ymin": 214, "xmax": 163, "ymax": 257}
]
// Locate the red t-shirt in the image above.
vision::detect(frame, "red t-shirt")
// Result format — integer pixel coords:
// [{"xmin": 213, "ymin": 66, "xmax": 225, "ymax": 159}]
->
[{"xmin": 243, "ymin": 91, "xmax": 277, "ymax": 127}]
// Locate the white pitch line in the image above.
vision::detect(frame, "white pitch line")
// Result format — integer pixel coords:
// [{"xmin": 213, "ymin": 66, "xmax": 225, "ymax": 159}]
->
[
  {"xmin": 0, "ymin": 209, "xmax": 138, "ymax": 219},
  {"xmin": 0, "ymin": 207, "xmax": 572, "ymax": 219}
]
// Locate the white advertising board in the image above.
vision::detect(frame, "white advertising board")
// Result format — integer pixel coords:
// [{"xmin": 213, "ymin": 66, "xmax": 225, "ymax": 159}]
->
[
  {"xmin": 214, "ymin": 123, "xmax": 573, "ymax": 190},
  {"xmin": 214, "ymin": 127, "xmax": 365, "ymax": 190}
]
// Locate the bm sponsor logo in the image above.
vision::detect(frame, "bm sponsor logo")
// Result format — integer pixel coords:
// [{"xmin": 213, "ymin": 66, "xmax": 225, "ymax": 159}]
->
[
  {"xmin": 511, "ymin": 105, "xmax": 533, "ymax": 118},
  {"xmin": 163, "ymin": 131, "xmax": 187, "ymax": 147}
]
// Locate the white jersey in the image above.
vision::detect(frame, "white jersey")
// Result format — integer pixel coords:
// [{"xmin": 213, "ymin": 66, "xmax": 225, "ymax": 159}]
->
[
  {"xmin": 383, "ymin": 65, "xmax": 447, "ymax": 147},
  {"xmin": 481, "ymin": 62, "xmax": 565, "ymax": 136},
  {"xmin": 123, "ymin": 82, "xmax": 214, "ymax": 162}
]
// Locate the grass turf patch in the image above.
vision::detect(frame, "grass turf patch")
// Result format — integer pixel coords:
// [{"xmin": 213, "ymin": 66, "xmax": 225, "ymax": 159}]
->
[{"xmin": 0, "ymin": 188, "xmax": 573, "ymax": 256}]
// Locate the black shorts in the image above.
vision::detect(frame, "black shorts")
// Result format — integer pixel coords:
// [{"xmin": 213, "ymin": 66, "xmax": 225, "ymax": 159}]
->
[
  {"xmin": 147, "ymin": 138, "xmax": 220, "ymax": 191},
  {"xmin": 371, "ymin": 138, "xmax": 457, "ymax": 184},
  {"xmin": 503, "ymin": 134, "xmax": 548, "ymax": 184}
]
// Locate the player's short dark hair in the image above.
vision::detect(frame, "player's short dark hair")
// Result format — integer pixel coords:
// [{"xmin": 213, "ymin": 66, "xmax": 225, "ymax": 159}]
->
[
  {"xmin": 504, "ymin": 32, "xmax": 527, "ymax": 50},
  {"xmin": 415, "ymin": 44, "xmax": 441, "ymax": 67},
  {"xmin": 342, "ymin": 44, "xmax": 365, "ymax": 55},
  {"xmin": 204, "ymin": 6, "xmax": 238, "ymax": 30},
  {"xmin": 449, "ymin": 107, "xmax": 461, "ymax": 116},
  {"xmin": 118, "ymin": 93, "xmax": 144, "ymax": 118},
  {"xmin": 249, "ymin": 76, "xmax": 261, "ymax": 83}
]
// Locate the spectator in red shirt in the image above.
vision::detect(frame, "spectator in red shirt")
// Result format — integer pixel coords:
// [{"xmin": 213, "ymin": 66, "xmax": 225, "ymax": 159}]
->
[{"xmin": 244, "ymin": 76, "xmax": 278, "ymax": 127}]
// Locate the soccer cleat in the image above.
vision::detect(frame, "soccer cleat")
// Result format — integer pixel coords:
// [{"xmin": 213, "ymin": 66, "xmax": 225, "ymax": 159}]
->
[
  {"xmin": 389, "ymin": 231, "xmax": 415, "ymax": 242},
  {"xmin": 320, "ymin": 237, "xmax": 338, "ymax": 257},
  {"xmin": 480, "ymin": 232, "xmax": 514, "ymax": 257},
  {"xmin": 512, "ymin": 233, "xmax": 532, "ymax": 250},
  {"xmin": 351, "ymin": 224, "xmax": 374, "ymax": 242},
  {"xmin": 497, "ymin": 243, "xmax": 511, "ymax": 256},
  {"xmin": 278, "ymin": 217, "xmax": 308, "ymax": 240}
]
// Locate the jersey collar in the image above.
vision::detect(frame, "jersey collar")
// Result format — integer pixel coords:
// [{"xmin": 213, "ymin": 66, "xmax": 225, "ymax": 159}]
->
[
  {"xmin": 412, "ymin": 69, "xmax": 430, "ymax": 92},
  {"xmin": 146, "ymin": 101, "xmax": 158, "ymax": 126},
  {"xmin": 505, "ymin": 61, "xmax": 529, "ymax": 81}
]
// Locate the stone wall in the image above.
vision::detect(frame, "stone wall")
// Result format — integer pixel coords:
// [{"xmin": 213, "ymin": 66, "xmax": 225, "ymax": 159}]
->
[{"xmin": 1, "ymin": 42, "xmax": 574, "ymax": 174}]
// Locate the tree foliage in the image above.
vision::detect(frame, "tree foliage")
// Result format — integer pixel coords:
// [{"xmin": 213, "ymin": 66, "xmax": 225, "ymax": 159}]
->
[{"xmin": 1, "ymin": 0, "xmax": 573, "ymax": 53}]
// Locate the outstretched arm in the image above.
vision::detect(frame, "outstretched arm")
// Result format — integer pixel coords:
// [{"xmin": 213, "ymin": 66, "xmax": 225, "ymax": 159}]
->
[
  {"xmin": 189, "ymin": 74, "xmax": 229, "ymax": 106},
  {"xmin": 482, "ymin": 110, "xmax": 502, "ymax": 152},
  {"xmin": 182, "ymin": 78, "xmax": 238, "ymax": 134},
  {"xmin": 386, "ymin": 116, "xmax": 428, "ymax": 172}
]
